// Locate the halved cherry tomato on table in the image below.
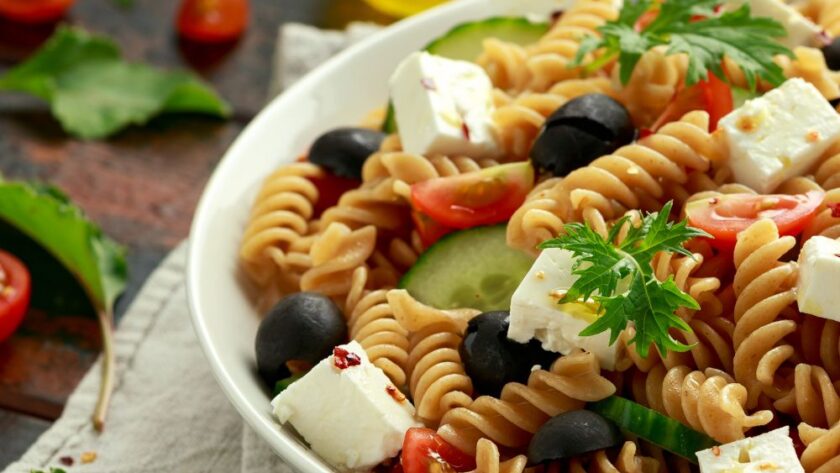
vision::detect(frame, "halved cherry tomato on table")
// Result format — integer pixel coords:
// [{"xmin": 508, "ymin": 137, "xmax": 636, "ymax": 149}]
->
[
  {"xmin": 650, "ymin": 72, "xmax": 734, "ymax": 133},
  {"xmin": 411, "ymin": 210, "xmax": 454, "ymax": 248},
  {"xmin": 0, "ymin": 0, "xmax": 74, "ymax": 23},
  {"xmin": 0, "ymin": 250, "xmax": 31, "ymax": 343},
  {"xmin": 177, "ymin": 0, "xmax": 249, "ymax": 43},
  {"xmin": 401, "ymin": 428, "xmax": 476, "ymax": 473},
  {"xmin": 685, "ymin": 191, "xmax": 825, "ymax": 250},
  {"xmin": 410, "ymin": 162, "xmax": 534, "ymax": 230}
]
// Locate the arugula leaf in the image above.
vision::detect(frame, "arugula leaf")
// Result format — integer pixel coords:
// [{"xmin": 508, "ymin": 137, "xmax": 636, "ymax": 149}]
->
[
  {"xmin": 0, "ymin": 178, "xmax": 127, "ymax": 429},
  {"xmin": 573, "ymin": 0, "xmax": 792, "ymax": 88},
  {"xmin": 0, "ymin": 26, "xmax": 230, "ymax": 140},
  {"xmin": 539, "ymin": 202, "xmax": 710, "ymax": 357}
]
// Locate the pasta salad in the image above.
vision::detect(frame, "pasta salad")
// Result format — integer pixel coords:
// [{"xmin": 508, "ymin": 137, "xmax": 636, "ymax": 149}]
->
[{"xmin": 240, "ymin": 0, "xmax": 840, "ymax": 471}]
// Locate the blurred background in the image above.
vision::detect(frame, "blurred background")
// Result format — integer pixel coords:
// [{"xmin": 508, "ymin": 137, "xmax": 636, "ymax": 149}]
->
[{"xmin": 0, "ymin": 0, "xmax": 439, "ymax": 468}]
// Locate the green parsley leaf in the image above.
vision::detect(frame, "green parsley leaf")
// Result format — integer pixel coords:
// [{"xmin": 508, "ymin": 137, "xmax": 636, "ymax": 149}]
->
[
  {"xmin": 572, "ymin": 0, "xmax": 792, "ymax": 88},
  {"xmin": 0, "ymin": 26, "xmax": 230, "ymax": 140},
  {"xmin": 539, "ymin": 202, "xmax": 710, "ymax": 357}
]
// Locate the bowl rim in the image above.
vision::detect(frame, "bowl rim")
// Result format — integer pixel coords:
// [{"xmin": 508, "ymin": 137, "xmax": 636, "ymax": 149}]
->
[{"xmin": 185, "ymin": 1, "xmax": 487, "ymax": 472}]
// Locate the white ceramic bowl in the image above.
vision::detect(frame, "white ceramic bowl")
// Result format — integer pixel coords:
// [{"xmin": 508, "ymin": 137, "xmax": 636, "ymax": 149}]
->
[{"xmin": 187, "ymin": 1, "xmax": 557, "ymax": 471}]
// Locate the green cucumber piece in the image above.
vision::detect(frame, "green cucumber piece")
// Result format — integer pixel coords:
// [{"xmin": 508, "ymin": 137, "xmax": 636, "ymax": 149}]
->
[
  {"xmin": 424, "ymin": 17, "xmax": 549, "ymax": 62},
  {"xmin": 589, "ymin": 396, "xmax": 717, "ymax": 464},
  {"xmin": 382, "ymin": 17, "xmax": 549, "ymax": 134},
  {"xmin": 398, "ymin": 225, "xmax": 534, "ymax": 312}
]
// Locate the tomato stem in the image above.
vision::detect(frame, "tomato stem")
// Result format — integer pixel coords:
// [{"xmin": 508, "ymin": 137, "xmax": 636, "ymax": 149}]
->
[{"xmin": 92, "ymin": 308, "xmax": 115, "ymax": 432}]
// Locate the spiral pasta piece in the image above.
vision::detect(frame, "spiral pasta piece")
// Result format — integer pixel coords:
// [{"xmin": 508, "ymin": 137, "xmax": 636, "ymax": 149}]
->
[
  {"xmin": 525, "ymin": 0, "xmax": 619, "ymax": 92},
  {"xmin": 799, "ymin": 0, "xmax": 840, "ymax": 36},
  {"xmin": 478, "ymin": 38, "xmax": 530, "ymax": 93},
  {"xmin": 732, "ymin": 220, "xmax": 799, "ymax": 406},
  {"xmin": 814, "ymin": 139, "xmax": 840, "ymax": 191},
  {"xmin": 778, "ymin": 47, "xmax": 840, "ymax": 100},
  {"xmin": 344, "ymin": 266, "xmax": 410, "ymax": 388},
  {"xmin": 437, "ymin": 350, "xmax": 616, "ymax": 456},
  {"xmin": 240, "ymin": 163, "xmax": 325, "ymax": 296},
  {"xmin": 630, "ymin": 365, "xmax": 773, "ymax": 443},
  {"xmin": 468, "ymin": 438, "xmax": 528, "ymax": 473},
  {"xmin": 566, "ymin": 441, "xmax": 661, "ymax": 473},
  {"xmin": 406, "ymin": 320, "xmax": 474, "ymax": 425},
  {"xmin": 774, "ymin": 362, "xmax": 840, "ymax": 428},
  {"xmin": 506, "ymin": 177, "xmax": 566, "ymax": 254},
  {"xmin": 618, "ymin": 48, "xmax": 687, "ymax": 128},
  {"xmin": 301, "ymin": 222, "xmax": 378, "ymax": 300},
  {"xmin": 800, "ymin": 422, "xmax": 840, "ymax": 473}
]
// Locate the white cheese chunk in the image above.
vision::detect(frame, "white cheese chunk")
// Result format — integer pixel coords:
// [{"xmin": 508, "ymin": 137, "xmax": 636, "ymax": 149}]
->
[
  {"xmin": 272, "ymin": 341, "xmax": 421, "ymax": 471},
  {"xmin": 508, "ymin": 248, "xmax": 620, "ymax": 370},
  {"xmin": 797, "ymin": 236, "xmax": 840, "ymax": 321},
  {"xmin": 696, "ymin": 427, "xmax": 803, "ymax": 473},
  {"xmin": 726, "ymin": 0, "xmax": 820, "ymax": 48},
  {"xmin": 389, "ymin": 51, "xmax": 501, "ymax": 159},
  {"xmin": 719, "ymin": 78, "xmax": 840, "ymax": 193}
]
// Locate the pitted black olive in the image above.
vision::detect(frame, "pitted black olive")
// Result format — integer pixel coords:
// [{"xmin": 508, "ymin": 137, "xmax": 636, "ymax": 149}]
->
[
  {"xmin": 308, "ymin": 127, "xmax": 386, "ymax": 179},
  {"xmin": 531, "ymin": 94, "xmax": 635, "ymax": 176},
  {"xmin": 527, "ymin": 410, "xmax": 623, "ymax": 465},
  {"xmin": 822, "ymin": 37, "xmax": 840, "ymax": 71},
  {"xmin": 255, "ymin": 292, "xmax": 346, "ymax": 387},
  {"xmin": 459, "ymin": 311, "xmax": 557, "ymax": 396}
]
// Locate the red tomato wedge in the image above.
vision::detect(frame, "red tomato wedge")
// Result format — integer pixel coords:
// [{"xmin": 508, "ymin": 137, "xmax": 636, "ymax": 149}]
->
[
  {"xmin": 650, "ymin": 72, "xmax": 733, "ymax": 132},
  {"xmin": 0, "ymin": 250, "xmax": 31, "ymax": 343},
  {"xmin": 401, "ymin": 428, "xmax": 475, "ymax": 473},
  {"xmin": 0, "ymin": 0, "xmax": 74, "ymax": 23},
  {"xmin": 685, "ymin": 191, "xmax": 825, "ymax": 249},
  {"xmin": 411, "ymin": 210, "xmax": 454, "ymax": 248},
  {"xmin": 309, "ymin": 174, "xmax": 360, "ymax": 218},
  {"xmin": 177, "ymin": 0, "xmax": 249, "ymax": 43},
  {"xmin": 410, "ymin": 162, "xmax": 534, "ymax": 230}
]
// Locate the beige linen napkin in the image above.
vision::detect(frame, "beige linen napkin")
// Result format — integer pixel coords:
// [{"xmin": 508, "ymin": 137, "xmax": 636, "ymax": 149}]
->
[{"xmin": 4, "ymin": 22, "xmax": 382, "ymax": 473}]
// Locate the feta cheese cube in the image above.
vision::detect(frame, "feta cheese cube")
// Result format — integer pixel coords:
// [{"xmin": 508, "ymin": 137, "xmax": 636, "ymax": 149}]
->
[
  {"xmin": 726, "ymin": 0, "xmax": 820, "ymax": 48},
  {"xmin": 508, "ymin": 248, "xmax": 620, "ymax": 370},
  {"xmin": 696, "ymin": 427, "xmax": 803, "ymax": 473},
  {"xmin": 272, "ymin": 341, "xmax": 421, "ymax": 471},
  {"xmin": 389, "ymin": 51, "xmax": 501, "ymax": 159},
  {"xmin": 797, "ymin": 236, "xmax": 840, "ymax": 321},
  {"xmin": 719, "ymin": 78, "xmax": 840, "ymax": 193}
]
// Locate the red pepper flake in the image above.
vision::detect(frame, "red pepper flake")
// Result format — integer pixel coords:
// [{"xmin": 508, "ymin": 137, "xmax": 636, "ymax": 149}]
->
[
  {"xmin": 461, "ymin": 122, "xmax": 471, "ymax": 140},
  {"xmin": 333, "ymin": 347, "xmax": 362, "ymax": 370},
  {"xmin": 420, "ymin": 77, "xmax": 437, "ymax": 91},
  {"xmin": 806, "ymin": 130, "xmax": 821, "ymax": 143},
  {"xmin": 386, "ymin": 385, "xmax": 406, "ymax": 403},
  {"xmin": 639, "ymin": 128, "xmax": 653, "ymax": 139},
  {"xmin": 712, "ymin": 446, "xmax": 721, "ymax": 456},
  {"xmin": 59, "ymin": 456, "xmax": 75, "ymax": 467},
  {"xmin": 828, "ymin": 202, "xmax": 840, "ymax": 218},
  {"xmin": 709, "ymin": 197, "xmax": 719, "ymax": 205}
]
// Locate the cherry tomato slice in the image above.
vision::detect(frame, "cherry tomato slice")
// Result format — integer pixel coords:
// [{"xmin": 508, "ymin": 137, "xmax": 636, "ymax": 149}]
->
[
  {"xmin": 650, "ymin": 72, "xmax": 733, "ymax": 133},
  {"xmin": 401, "ymin": 428, "xmax": 475, "ymax": 473},
  {"xmin": 0, "ymin": 250, "xmax": 31, "ymax": 343},
  {"xmin": 308, "ymin": 173, "xmax": 360, "ymax": 218},
  {"xmin": 411, "ymin": 210, "xmax": 454, "ymax": 248},
  {"xmin": 410, "ymin": 162, "xmax": 534, "ymax": 230},
  {"xmin": 177, "ymin": 0, "xmax": 249, "ymax": 43},
  {"xmin": 685, "ymin": 191, "xmax": 825, "ymax": 249},
  {"xmin": 0, "ymin": 0, "xmax": 74, "ymax": 23}
]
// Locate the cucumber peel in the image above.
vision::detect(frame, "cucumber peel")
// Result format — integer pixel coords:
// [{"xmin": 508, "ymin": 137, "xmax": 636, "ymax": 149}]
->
[
  {"xmin": 382, "ymin": 17, "xmax": 549, "ymax": 134},
  {"xmin": 589, "ymin": 396, "xmax": 717, "ymax": 464},
  {"xmin": 399, "ymin": 225, "xmax": 534, "ymax": 312}
]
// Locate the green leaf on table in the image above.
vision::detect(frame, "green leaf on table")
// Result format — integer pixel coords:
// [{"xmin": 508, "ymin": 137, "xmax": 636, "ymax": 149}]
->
[
  {"xmin": 0, "ymin": 26, "xmax": 230, "ymax": 140},
  {"xmin": 0, "ymin": 180, "xmax": 127, "ymax": 311}
]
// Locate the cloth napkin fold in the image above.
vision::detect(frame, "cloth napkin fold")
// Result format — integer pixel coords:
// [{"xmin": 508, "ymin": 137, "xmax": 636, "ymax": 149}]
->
[{"xmin": 5, "ymin": 21, "xmax": 382, "ymax": 473}]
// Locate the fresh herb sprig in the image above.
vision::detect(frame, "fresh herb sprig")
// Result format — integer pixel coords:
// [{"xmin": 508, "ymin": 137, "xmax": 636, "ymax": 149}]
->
[
  {"xmin": 572, "ymin": 0, "xmax": 792, "ymax": 89},
  {"xmin": 539, "ymin": 202, "xmax": 710, "ymax": 357}
]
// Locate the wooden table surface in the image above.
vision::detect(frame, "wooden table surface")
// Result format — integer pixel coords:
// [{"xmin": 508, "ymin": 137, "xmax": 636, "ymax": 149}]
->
[{"xmin": 0, "ymin": 0, "xmax": 391, "ymax": 468}]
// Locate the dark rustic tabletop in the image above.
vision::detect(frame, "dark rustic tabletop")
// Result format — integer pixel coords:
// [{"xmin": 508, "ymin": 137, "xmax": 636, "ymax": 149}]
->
[{"xmin": 0, "ymin": 0, "xmax": 391, "ymax": 467}]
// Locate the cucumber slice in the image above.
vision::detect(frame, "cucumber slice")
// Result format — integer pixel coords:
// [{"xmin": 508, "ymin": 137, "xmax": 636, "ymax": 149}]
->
[
  {"xmin": 732, "ymin": 87, "xmax": 760, "ymax": 109},
  {"xmin": 399, "ymin": 225, "xmax": 534, "ymax": 312},
  {"xmin": 382, "ymin": 17, "xmax": 549, "ymax": 134},
  {"xmin": 424, "ymin": 17, "xmax": 549, "ymax": 62},
  {"xmin": 589, "ymin": 396, "xmax": 717, "ymax": 464}
]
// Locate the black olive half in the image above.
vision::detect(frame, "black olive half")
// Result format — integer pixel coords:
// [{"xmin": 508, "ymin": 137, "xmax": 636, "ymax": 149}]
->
[
  {"xmin": 308, "ymin": 127, "xmax": 386, "ymax": 179},
  {"xmin": 255, "ymin": 292, "xmax": 347, "ymax": 387},
  {"xmin": 531, "ymin": 94, "xmax": 635, "ymax": 177},
  {"xmin": 460, "ymin": 311, "xmax": 557, "ymax": 396},
  {"xmin": 527, "ymin": 410, "xmax": 623, "ymax": 465},
  {"xmin": 822, "ymin": 37, "xmax": 840, "ymax": 71}
]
